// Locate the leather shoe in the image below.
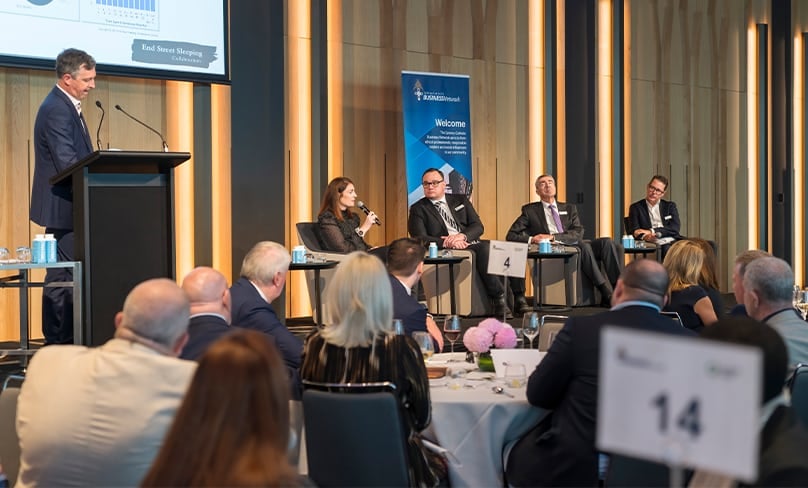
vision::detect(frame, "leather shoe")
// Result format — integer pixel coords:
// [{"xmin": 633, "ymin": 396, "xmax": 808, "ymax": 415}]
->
[
  {"xmin": 513, "ymin": 294, "xmax": 533, "ymax": 315},
  {"xmin": 492, "ymin": 296, "xmax": 513, "ymax": 319}
]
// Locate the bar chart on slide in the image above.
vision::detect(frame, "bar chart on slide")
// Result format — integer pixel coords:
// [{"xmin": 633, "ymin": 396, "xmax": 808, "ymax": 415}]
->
[{"xmin": 85, "ymin": 0, "xmax": 159, "ymax": 31}]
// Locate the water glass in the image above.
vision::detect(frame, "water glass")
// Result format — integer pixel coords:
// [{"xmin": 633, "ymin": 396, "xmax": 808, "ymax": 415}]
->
[
  {"xmin": 0, "ymin": 247, "xmax": 8, "ymax": 261},
  {"xmin": 504, "ymin": 363, "xmax": 527, "ymax": 388},
  {"xmin": 16, "ymin": 246, "xmax": 31, "ymax": 263},
  {"xmin": 393, "ymin": 319, "xmax": 405, "ymax": 335},
  {"xmin": 412, "ymin": 332, "xmax": 435, "ymax": 362},
  {"xmin": 522, "ymin": 312, "xmax": 540, "ymax": 349}
]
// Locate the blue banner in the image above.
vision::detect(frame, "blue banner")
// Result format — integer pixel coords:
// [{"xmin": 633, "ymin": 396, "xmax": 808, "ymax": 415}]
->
[{"xmin": 401, "ymin": 71, "xmax": 472, "ymax": 206}]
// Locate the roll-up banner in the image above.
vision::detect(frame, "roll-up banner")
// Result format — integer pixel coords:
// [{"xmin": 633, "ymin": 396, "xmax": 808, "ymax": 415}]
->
[{"xmin": 401, "ymin": 71, "xmax": 472, "ymax": 207}]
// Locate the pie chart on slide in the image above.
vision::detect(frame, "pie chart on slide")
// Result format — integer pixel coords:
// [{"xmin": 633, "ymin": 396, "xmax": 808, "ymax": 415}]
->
[{"xmin": 28, "ymin": 0, "xmax": 53, "ymax": 5}]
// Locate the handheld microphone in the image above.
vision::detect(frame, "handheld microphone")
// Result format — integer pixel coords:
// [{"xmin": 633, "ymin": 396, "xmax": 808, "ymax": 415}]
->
[
  {"xmin": 114, "ymin": 104, "xmax": 169, "ymax": 152},
  {"xmin": 94, "ymin": 100, "xmax": 105, "ymax": 150},
  {"xmin": 357, "ymin": 201, "xmax": 382, "ymax": 226}
]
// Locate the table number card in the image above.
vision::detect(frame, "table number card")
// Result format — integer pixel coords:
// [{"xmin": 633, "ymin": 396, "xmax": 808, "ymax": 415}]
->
[
  {"xmin": 487, "ymin": 240, "xmax": 528, "ymax": 278},
  {"xmin": 597, "ymin": 326, "xmax": 761, "ymax": 482}
]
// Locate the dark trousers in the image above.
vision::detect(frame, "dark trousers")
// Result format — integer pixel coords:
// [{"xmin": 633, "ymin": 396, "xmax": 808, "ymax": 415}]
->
[
  {"xmin": 466, "ymin": 240, "xmax": 504, "ymax": 298},
  {"xmin": 42, "ymin": 228, "xmax": 74, "ymax": 345}
]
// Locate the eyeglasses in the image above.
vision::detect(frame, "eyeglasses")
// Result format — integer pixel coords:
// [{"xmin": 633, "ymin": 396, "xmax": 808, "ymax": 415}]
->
[
  {"xmin": 648, "ymin": 186, "xmax": 666, "ymax": 194},
  {"xmin": 422, "ymin": 180, "xmax": 444, "ymax": 188}
]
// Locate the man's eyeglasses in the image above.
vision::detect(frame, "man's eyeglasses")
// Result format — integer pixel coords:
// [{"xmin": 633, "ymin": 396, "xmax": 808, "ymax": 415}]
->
[
  {"xmin": 648, "ymin": 186, "xmax": 666, "ymax": 194},
  {"xmin": 422, "ymin": 180, "xmax": 444, "ymax": 188}
]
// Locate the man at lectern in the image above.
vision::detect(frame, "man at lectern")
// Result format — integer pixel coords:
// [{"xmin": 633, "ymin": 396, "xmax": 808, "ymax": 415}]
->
[{"xmin": 29, "ymin": 48, "xmax": 96, "ymax": 344}]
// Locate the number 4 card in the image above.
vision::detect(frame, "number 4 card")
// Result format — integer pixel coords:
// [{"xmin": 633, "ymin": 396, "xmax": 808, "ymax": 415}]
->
[
  {"xmin": 487, "ymin": 240, "xmax": 528, "ymax": 278},
  {"xmin": 597, "ymin": 326, "xmax": 762, "ymax": 482}
]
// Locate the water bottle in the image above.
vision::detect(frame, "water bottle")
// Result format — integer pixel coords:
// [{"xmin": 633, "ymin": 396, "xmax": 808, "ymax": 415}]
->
[
  {"xmin": 32, "ymin": 234, "xmax": 45, "ymax": 264},
  {"xmin": 621, "ymin": 234, "xmax": 634, "ymax": 249},
  {"xmin": 538, "ymin": 238, "xmax": 552, "ymax": 254},
  {"xmin": 292, "ymin": 245, "xmax": 306, "ymax": 264},
  {"xmin": 428, "ymin": 242, "xmax": 438, "ymax": 258},
  {"xmin": 45, "ymin": 233, "xmax": 57, "ymax": 263}
]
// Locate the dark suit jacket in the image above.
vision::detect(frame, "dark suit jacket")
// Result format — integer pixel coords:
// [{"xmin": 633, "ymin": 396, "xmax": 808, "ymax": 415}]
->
[
  {"xmin": 30, "ymin": 86, "xmax": 94, "ymax": 229},
  {"xmin": 507, "ymin": 305, "xmax": 695, "ymax": 487},
  {"xmin": 389, "ymin": 274, "xmax": 427, "ymax": 337},
  {"xmin": 505, "ymin": 200, "xmax": 584, "ymax": 244},
  {"xmin": 408, "ymin": 194, "xmax": 484, "ymax": 248},
  {"xmin": 753, "ymin": 405, "xmax": 808, "ymax": 486},
  {"xmin": 627, "ymin": 199, "xmax": 682, "ymax": 240},
  {"xmin": 230, "ymin": 277, "xmax": 303, "ymax": 398},
  {"xmin": 180, "ymin": 314, "xmax": 231, "ymax": 361}
]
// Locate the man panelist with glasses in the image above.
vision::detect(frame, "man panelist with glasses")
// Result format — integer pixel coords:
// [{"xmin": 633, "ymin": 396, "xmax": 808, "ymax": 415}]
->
[
  {"xmin": 627, "ymin": 175, "xmax": 683, "ymax": 259},
  {"xmin": 408, "ymin": 168, "xmax": 511, "ymax": 317}
]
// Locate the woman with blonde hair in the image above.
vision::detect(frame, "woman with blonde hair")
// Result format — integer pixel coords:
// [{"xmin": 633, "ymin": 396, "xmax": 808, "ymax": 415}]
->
[
  {"xmin": 663, "ymin": 239, "xmax": 719, "ymax": 332},
  {"xmin": 141, "ymin": 329, "xmax": 299, "ymax": 487},
  {"xmin": 300, "ymin": 251, "xmax": 445, "ymax": 486},
  {"xmin": 689, "ymin": 237, "xmax": 724, "ymax": 317}
]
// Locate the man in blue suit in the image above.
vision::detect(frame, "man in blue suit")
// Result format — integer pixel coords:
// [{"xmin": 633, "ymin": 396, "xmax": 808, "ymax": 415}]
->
[
  {"xmin": 179, "ymin": 266, "xmax": 232, "ymax": 361},
  {"xmin": 30, "ymin": 48, "xmax": 96, "ymax": 344},
  {"xmin": 229, "ymin": 241, "xmax": 303, "ymax": 399},
  {"xmin": 387, "ymin": 237, "xmax": 444, "ymax": 350}
]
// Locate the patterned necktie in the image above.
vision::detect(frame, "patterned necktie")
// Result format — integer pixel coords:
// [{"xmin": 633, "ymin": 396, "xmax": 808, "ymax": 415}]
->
[
  {"xmin": 551, "ymin": 205, "xmax": 564, "ymax": 233},
  {"xmin": 435, "ymin": 201, "xmax": 459, "ymax": 233}
]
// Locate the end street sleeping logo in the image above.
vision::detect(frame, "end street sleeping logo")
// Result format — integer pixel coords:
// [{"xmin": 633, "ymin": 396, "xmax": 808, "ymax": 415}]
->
[{"xmin": 411, "ymin": 79, "xmax": 461, "ymax": 103}]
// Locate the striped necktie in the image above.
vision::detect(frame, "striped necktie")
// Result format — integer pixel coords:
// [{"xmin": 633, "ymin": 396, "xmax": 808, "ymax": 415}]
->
[{"xmin": 435, "ymin": 201, "xmax": 459, "ymax": 233}]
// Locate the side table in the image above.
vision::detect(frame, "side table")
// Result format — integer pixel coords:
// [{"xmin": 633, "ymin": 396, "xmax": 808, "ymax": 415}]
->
[
  {"xmin": 423, "ymin": 255, "xmax": 468, "ymax": 316},
  {"xmin": 289, "ymin": 260, "xmax": 338, "ymax": 327},
  {"xmin": 527, "ymin": 250, "xmax": 575, "ymax": 312}
]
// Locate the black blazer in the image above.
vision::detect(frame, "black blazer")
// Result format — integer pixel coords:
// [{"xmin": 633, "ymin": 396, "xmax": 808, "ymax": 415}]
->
[
  {"xmin": 508, "ymin": 305, "xmax": 695, "ymax": 487},
  {"xmin": 755, "ymin": 405, "xmax": 808, "ymax": 485},
  {"xmin": 30, "ymin": 86, "xmax": 94, "ymax": 229},
  {"xmin": 389, "ymin": 274, "xmax": 428, "ymax": 337},
  {"xmin": 627, "ymin": 199, "xmax": 682, "ymax": 240},
  {"xmin": 505, "ymin": 200, "xmax": 584, "ymax": 244},
  {"xmin": 180, "ymin": 314, "xmax": 231, "ymax": 360},
  {"xmin": 408, "ymin": 194, "xmax": 484, "ymax": 248}
]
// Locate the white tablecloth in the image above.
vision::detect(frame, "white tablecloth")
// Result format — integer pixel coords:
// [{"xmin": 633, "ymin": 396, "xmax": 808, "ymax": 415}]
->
[{"xmin": 425, "ymin": 353, "xmax": 545, "ymax": 487}]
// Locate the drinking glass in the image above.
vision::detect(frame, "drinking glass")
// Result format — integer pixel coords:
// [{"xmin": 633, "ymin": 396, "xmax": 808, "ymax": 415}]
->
[
  {"xmin": 799, "ymin": 291, "xmax": 808, "ymax": 321},
  {"xmin": 393, "ymin": 319, "xmax": 405, "ymax": 335},
  {"xmin": 16, "ymin": 246, "xmax": 31, "ymax": 263},
  {"xmin": 795, "ymin": 285, "xmax": 803, "ymax": 309},
  {"xmin": 504, "ymin": 363, "xmax": 527, "ymax": 388},
  {"xmin": 412, "ymin": 332, "xmax": 435, "ymax": 363},
  {"xmin": 443, "ymin": 315, "xmax": 462, "ymax": 353},
  {"xmin": 523, "ymin": 312, "xmax": 540, "ymax": 349},
  {"xmin": 0, "ymin": 247, "xmax": 8, "ymax": 262}
]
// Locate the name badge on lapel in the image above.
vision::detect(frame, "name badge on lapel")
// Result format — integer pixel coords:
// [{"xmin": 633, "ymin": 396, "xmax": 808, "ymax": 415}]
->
[
  {"xmin": 664, "ymin": 215, "xmax": 672, "ymax": 220},
  {"xmin": 454, "ymin": 204, "xmax": 465, "ymax": 211},
  {"xmin": 559, "ymin": 211, "xmax": 568, "ymax": 215}
]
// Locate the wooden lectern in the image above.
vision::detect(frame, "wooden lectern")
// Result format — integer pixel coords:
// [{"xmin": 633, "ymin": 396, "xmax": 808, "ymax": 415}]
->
[{"xmin": 51, "ymin": 150, "xmax": 190, "ymax": 346}]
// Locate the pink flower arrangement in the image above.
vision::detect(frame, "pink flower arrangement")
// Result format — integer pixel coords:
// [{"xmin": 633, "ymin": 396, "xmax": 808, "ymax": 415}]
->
[{"xmin": 462, "ymin": 318, "xmax": 518, "ymax": 352}]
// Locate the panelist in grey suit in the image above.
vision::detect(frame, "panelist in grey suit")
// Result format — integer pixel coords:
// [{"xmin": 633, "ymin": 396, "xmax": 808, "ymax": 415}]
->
[
  {"xmin": 408, "ymin": 168, "xmax": 510, "ymax": 317},
  {"xmin": 30, "ymin": 48, "xmax": 97, "ymax": 344},
  {"xmin": 506, "ymin": 175, "xmax": 623, "ymax": 310}
]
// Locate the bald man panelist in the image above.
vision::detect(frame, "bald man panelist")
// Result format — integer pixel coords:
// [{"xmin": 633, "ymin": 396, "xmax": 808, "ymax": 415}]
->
[
  {"xmin": 180, "ymin": 266, "xmax": 233, "ymax": 361},
  {"xmin": 15, "ymin": 278, "xmax": 197, "ymax": 487}
]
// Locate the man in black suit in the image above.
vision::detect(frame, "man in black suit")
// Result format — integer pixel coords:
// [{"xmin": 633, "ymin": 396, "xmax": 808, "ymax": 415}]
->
[
  {"xmin": 30, "ymin": 48, "xmax": 96, "ymax": 344},
  {"xmin": 506, "ymin": 174, "xmax": 623, "ymax": 310},
  {"xmin": 627, "ymin": 175, "xmax": 682, "ymax": 258},
  {"xmin": 387, "ymin": 237, "xmax": 444, "ymax": 350},
  {"xmin": 179, "ymin": 266, "xmax": 232, "ymax": 361},
  {"xmin": 408, "ymin": 168, "xmax": 510, "ymax": 317},
  {"xmin": 229, "ymin": 241, "xmax": 303, "ymax": 398},
  {"xmin": 506, "ymin": 259, "xmax": 695, "ymax": 487}
]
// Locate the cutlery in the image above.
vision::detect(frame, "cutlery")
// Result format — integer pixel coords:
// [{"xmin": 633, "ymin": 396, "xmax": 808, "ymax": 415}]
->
[{"xmin": 492, "ymin": 386, "xmax": 514, "ymax": 398}]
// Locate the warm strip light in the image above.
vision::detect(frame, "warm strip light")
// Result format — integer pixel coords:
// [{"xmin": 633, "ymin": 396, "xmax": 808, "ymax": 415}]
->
[
  {"xmin": 288, "ymin": 0, "xmax": 313, "ymax": 316},
  {"xmin": 166, "ymin": 81, "xmax": 194, "ymax": 282},
  {"xmin": 556, "ymin": 0, "xmax": 566, "ymax": 199},
  {"xmin": 597, "ymin": 0, "xmax": 614, "ymax": 235},
  {"xmin": 528, "ymin": 0, "xmax": 545, "ymax": 195},
  {"xmin": 794, "ymin": 35, "xmax": 804, "ymax": 285},
  {"xmin": 747, "ymin": 26, "xmax": 758, "ymax": 248},
  {"xmin": 624, "ymin": 0, "xmax": 632, "ymax": 212},
  {"xmin": 327, "ymin": 0, "xmax": 343, "ymax": 177},
  {"xmin": 211, "ymin": 83, "xmax": 232, "ymax": 280}
]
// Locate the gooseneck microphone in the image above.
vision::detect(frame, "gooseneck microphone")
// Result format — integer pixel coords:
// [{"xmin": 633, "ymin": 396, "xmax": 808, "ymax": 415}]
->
[
  {"xmin": 357, "ymin": 201, "xmax": 382, "ymax": 226},
  {"xmin": 94, "ymin": 100, "xmax": 105, "ymax": 150},
  {"xmin": 114, "ymin": 104, "xmax": 169, "ymax": 152}
]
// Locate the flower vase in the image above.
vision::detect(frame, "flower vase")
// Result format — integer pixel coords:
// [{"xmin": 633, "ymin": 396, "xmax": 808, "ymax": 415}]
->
[{"xmin": 476, "ymin": 351, "xmax": 495, "ymax": 372}]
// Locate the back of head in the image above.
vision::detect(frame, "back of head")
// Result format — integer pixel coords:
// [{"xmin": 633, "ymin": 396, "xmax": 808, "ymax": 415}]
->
[
  {"xmin": 240, "ymin": 241, "xmax": 291, "ymax": 285},
  {"xmin": 689, "ymin": 238, "xmax": 719, "ymax": 289},
  {"xmin": 141, "ymin": 329, "xmax": 295, "ymax": 487},
  {"xmin": 743, "ymin": 257, "xmax": 794, "ymax": 306},
  {"xmin": 182, "ymin": 266, "xmax": 228, "ymax": 304},
  {"xmin": 119, "ymin": 278, "xmax": 190, "ymax": 348},
  {"xmin": 387, "ymin": 237, "xmax": 425, "ymax": 276},
  {"xmin": 321, "ymin": 251, "xmax": 393, "ymax": 348},
  {"xmin": 663, "ymin": 240, "xmax": 704, "ymax": 291},
  {"xmin": 55, "ymin": 48, "xmax": 95, "ymax": 77},
  {"xmin": 701, "ymin": 316, "xmax": 788, "ymax": 403},
  {"xmin": 619, "ymin": 259, "xmax": 669, "ymax": 307},
  {"xmin": 734, "ymin": 249, "xmax": 771, "ymax": 277}
]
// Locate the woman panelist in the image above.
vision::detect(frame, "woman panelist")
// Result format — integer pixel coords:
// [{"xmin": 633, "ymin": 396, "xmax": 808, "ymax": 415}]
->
[{"xmin": 317, "ymin": 177, "xmax": 379, "ymax": 252}]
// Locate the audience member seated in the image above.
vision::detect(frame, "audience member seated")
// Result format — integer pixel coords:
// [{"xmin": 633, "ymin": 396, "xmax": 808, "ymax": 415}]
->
[
  {"xmin": 697, "ymin": 317, "xmax": 808, "ymax": 486},
  {"xmin": 387, "ymin": 237, "xmax": 444, "ymax": 350},
  {"xmin": 690, "ymin": 237, "xmax": 724, "ymax": 317},
  {"xmin": 316, "ymin": 176, "xmax": 386, "ymax": 260},
  {"xmin": 627, "ymin": 175, "xmax": 683, "ymax": 259},
  {"xmin": 142, "ymin": 329, "xmax": 300, "ymax": 487},
  {"xmin": 179, "ymin": 266, "xmax": 233, "ymax": 360},
  {"xmin": 506, "ymin": 260, "xmax": 695, "ymax": 487},
  {"xmin": 230, "ymin": 241, "xmax": 303, "ymax": 398},
  {"xmin": 730, "ymin": 249, "xmax": 771, "ymax": 316},
  {"xmin": 743, "ymin": 257, "xmax": 808, "ymax": 368},
  {"xmin": 15, "ymin": 279, "xmax": 196, "ymax": 487},
  {"xmin": 663, "ymin": 240, "xmax": 718, "ymax": 332},
  {"xmin": 300, "ymin": 252, "xmax": 446, "ymax": 486}
]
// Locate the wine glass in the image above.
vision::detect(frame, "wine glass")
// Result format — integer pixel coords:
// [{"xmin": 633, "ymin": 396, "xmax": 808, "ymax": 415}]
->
[
  {"xmin": 412, "ymin": 332, "xmax": 435, "ymax": 363},
  {"xmin": 443, "ymin": 315, "xmax": 462, "ymax": 353},
  {"xmin": 523, "ymin": 312, "xmax": 539, "ymax": 349},
  {"xmin": 795, "ymin": 285, "xmax": 803, "ymax": 309},
  {"xmin": 798, "ymin": 291, "xmax": 808, "ymax": 321}
]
